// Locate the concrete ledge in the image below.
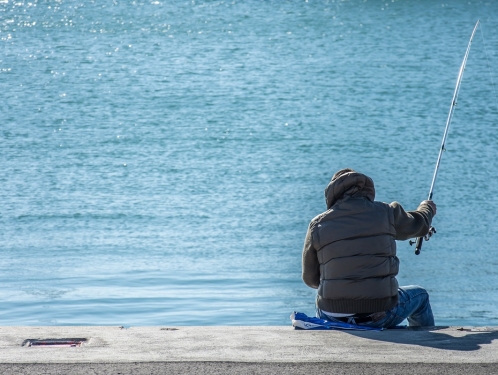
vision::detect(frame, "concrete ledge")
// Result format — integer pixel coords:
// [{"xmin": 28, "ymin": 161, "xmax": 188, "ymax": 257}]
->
[
  {"xmin": 1, "ymin": 326, "xmax": 497, "ymax": 363},
  {"xmin": 0, "ymin": 362, "xmax": 497, "ymax": 375}
]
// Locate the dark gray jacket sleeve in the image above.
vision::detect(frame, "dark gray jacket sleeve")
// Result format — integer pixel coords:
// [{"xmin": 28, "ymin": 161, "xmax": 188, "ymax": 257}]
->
[
  {"xmin": 302, "ymin": 224, "xmax": 320, "ymax": 289},
  {"xmin": 390, "ymin": 201, "xmax": 435, "ymax": 241}
]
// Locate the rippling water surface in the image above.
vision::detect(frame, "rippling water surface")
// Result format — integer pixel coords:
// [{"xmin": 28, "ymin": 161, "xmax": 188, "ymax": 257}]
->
[{"xmin": 1, "ymin": 0, "xmax": 498, "ymax": 326}]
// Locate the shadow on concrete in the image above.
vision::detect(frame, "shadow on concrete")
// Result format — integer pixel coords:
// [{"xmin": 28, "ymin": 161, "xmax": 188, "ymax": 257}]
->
[{"xmin": 349, "ymin": 327, "xmax": 498, "ymax": 351}]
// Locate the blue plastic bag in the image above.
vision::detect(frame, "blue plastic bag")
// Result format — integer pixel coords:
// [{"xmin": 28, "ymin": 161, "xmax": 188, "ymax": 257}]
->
[{"xmin": 291, "ymin": 311, "xmax": 382, "ymax": 331}]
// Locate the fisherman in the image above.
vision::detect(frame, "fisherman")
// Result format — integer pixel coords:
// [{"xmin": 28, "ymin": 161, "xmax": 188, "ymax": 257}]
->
[{"xmin": 302, "ymin": 168, "xmax": 437, "ymax": 328}]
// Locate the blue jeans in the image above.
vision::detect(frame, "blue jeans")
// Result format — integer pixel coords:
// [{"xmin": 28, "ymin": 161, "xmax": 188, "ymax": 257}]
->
[{"xmin": 317, "ymin": 285, "xmax": 435, "ymax": 328}]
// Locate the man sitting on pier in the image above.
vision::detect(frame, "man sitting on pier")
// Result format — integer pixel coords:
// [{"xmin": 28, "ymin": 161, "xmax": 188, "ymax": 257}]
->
[{"xmin": 302, "ymin": 168, "xmax": 436, "ymax": 328}]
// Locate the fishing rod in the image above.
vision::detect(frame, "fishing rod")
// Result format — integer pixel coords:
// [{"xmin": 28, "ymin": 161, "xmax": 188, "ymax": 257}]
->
[{"xmin": 410, "ymin": 20, "xmax": 480, "ymax": 255}]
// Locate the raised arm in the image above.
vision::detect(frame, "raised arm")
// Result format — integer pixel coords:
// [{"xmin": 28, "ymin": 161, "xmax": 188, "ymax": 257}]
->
[{"xmin": 391, "ymin": 200, "xmax": 436, "ymax": 241}]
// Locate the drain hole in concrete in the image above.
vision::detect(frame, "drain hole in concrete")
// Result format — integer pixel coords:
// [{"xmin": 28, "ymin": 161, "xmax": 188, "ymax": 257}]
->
[{"xmin": 23, "ymin": 338, "xmax": 87, "ymax": 347}]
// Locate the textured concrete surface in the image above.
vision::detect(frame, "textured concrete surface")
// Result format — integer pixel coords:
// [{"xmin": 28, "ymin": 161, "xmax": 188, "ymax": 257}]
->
[
  {"xmin": 0, "ymin": 326, "xmax": 497, "ymax": 374},
  {"xmin": 1, "ymin": 362, "xmax": 498, "ymax": 375},
  {"xmin": 1, "ymin": 325, "xmax": 498, "ymax": 363}
]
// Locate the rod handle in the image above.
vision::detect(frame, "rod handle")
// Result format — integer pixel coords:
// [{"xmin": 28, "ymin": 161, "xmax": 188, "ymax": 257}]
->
[{"xmin": 414, "ymin": 237, "xmax": 423, "ymax": 255}]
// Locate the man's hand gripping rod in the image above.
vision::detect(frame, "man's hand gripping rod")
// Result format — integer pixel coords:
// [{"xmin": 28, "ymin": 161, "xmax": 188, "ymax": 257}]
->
[{"xmin": 410, "ymin": 20, "xmax": 480, "ymax": 255}]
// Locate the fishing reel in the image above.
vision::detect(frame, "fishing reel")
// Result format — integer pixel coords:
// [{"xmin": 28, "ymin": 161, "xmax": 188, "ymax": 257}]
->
[
  {"xmin": 409, "ymin": 226, "xmax": 436, "ymax": 246},
  {"xmin": 409, "ymin": 226, "xmax": 436, "ymax": 255},
  {"xmin": 425, "ymin": 226, "xmax": 436, "ymax": 241}
]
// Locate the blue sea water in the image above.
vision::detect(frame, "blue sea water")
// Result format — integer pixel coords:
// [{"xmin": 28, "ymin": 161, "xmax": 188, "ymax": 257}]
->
[{"xmin": 1, "ymin": 0, "xmax": 498, "ymax": 327}]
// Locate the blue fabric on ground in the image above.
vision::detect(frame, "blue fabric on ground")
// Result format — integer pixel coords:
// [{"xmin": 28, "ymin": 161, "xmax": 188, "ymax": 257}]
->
[{"xmin": 290, "ymin": 312, "xmax": 383, "ymax": 331}]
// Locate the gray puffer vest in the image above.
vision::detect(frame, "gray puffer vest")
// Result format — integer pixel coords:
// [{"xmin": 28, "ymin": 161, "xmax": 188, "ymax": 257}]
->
[{"xmin": 313, "ymin": 172, "xmax": 399, "ymax": 313}]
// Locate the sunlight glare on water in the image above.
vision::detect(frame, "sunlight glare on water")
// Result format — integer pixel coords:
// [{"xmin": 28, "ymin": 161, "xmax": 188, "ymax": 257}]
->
[{"xmin": 1, "ymin": 0, "xmax": 498, "ymax": 326}]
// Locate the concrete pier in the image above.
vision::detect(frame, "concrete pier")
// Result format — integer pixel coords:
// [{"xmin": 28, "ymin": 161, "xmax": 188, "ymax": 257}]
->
[{"xmin": 1, "ymin": 326, "xmax": 498, "ymax": 374}]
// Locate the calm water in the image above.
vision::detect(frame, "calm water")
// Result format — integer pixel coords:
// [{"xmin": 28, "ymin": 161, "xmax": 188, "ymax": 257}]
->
[{"xmin": 1, "ymin": 0, "xmax": 498, "ymax": 326}]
